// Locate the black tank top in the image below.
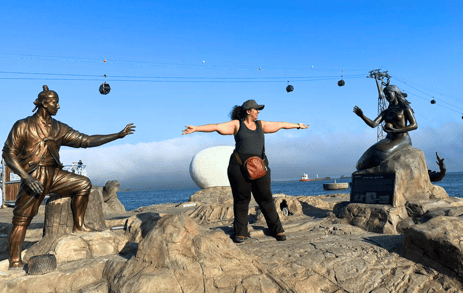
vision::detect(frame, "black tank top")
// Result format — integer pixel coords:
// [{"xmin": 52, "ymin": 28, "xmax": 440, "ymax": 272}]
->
[{"xmin": 234, "ymin": 120, "xmax": 265, "ymax": 156}]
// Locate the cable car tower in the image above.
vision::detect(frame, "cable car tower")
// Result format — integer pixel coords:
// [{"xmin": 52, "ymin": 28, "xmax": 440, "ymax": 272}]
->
[{"xmin": 367, "ymin": 69, "xmax": 391, "ymax": 141}]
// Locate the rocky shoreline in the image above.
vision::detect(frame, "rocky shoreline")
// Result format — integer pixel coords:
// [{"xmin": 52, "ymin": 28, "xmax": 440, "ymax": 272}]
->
[{"xmin": 1, "ymin": 183, "xmax": 463, "ymax": 292}]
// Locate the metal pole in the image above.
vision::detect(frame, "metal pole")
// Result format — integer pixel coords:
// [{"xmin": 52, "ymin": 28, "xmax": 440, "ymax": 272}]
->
[{"xmin": 368, "ymin": 69, "xmax": 391, "ymax": 142}]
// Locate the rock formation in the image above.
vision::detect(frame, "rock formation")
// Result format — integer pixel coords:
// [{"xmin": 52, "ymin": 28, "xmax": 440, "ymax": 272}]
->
[
  {"xmin": 1, "ymin": 180, "xmax": 463, "ymax": 292},
  {"xmin": 24, "ymin": 230, "xmax": 126, "ymax": 263},
  {"xmin": 108, "ymin": 213, "xmax": 279, "ymax": 293},
  {"xmin": 124, "ymin": 212, "xmax": 161, "ymax": 243},
  {"xmin": 102, "ymin": 180, "xmax": 126, "ymax": 214},
  {"xmin": 189, "ymin": 186, "xmax": 235, "ymax": 205},
  {"xmin": 403, "ymin": 216, "xmax": 463, "ymax": 281},
  {"xmin": 339, "ymin": 203, "xmax": 409, "ymax": 234}
]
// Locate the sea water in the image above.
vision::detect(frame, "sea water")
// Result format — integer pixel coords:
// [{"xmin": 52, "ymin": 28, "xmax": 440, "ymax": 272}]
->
[{"xmin": 118, "ymin": 172, "xmax": 463, "ymax": 211}]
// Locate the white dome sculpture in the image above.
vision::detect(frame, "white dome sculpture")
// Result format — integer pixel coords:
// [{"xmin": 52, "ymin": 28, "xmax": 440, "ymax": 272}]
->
[{"xmin": 189, "ymin": 146, "xmax": 235, "ymax": 189}]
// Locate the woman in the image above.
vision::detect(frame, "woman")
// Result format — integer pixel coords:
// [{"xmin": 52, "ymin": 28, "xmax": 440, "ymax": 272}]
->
[
  {"xmin": 353, "ymin": 85, "xmax": 418, "ymax": 171},
  {"xmin": 183, "ymin": 99, "xmax": 309, "ymax": 243}
]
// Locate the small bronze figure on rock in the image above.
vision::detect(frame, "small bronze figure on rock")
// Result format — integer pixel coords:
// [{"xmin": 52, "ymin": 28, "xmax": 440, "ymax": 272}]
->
[
  {"xmin": 2, "ymin": 85, "xmax": 135, "ymax": 270},
  {"xmin": 353, "ymin": 85, "xmax": 418, "ymax": 171},
  {"xmin": 428, "ymin": 152, "xmax": 446, "ymax": 182}
]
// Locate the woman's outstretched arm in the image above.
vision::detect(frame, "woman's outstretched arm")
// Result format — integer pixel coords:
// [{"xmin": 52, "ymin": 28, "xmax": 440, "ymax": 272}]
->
[
  {"xmin": 261, "ymin": 121, "xmax": 309, "ymax": 133},
  {"xmin": 182, "ymin": 120, "xmax": 239, "ymax": 135},
  {"xmin": 353, "ymin": 106, "xmax": 383, "ymax": 128}
]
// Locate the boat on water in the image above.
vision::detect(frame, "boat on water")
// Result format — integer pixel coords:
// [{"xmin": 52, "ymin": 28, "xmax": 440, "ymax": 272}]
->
[
  {"xmin": 300, "ymin": 173, "xmax": 332, "ymax": 182},
  {"xmin": 300, "ymin": 173, "xmax": 310, "ymax": 182},
  {"xmin": 323, "ymin": 180, "xmax": 349, "ymax": 190},
  {"xmin": 63, "ymin": 160, "xmax": 88, "ymax": 177}
]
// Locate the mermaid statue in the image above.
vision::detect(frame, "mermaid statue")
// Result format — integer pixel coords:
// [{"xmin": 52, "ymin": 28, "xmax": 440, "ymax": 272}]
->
[{"xmin": 353, "ymin": 84, "xmax": 418, "ymax": 171}]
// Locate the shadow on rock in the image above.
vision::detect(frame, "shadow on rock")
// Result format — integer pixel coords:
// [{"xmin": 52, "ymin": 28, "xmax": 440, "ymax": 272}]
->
[
  {"xmin": 362, "ymin": 235, "xmax": 404, "ymax": 254},
  {"xmin": 118, "ymin": 242, "xmax": 138, "ymax": 260},
  {"xmin": 299, "ymin": 201, "xmax": 333, "ymax": 218},
  {"xmin": 212, "ymin": 225, "xmax": 234, "ymax": 237},
  {"xmin": 402, "ymin": 216, "xmax": 463, "ymax": 283}
]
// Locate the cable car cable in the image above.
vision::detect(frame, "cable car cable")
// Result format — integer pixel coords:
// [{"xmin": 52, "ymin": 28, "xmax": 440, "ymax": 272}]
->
[
  {"xmin": 393, "ymin": 77, "xmax": 463, "ymax": 111},
  {"xmin": 406, "ymin": 92, "xmax": 461, "ymax": 113}
]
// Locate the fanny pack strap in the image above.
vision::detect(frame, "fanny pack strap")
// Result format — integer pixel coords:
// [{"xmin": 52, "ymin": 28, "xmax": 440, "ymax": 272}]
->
[{"xmin": 234, "ymin": 150, "xmax": 243, "ymax": 165}]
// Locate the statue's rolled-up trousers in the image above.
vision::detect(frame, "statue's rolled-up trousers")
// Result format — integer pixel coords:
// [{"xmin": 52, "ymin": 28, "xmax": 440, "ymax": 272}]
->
[{"xmin": 9, "ymin": 166, "xmax": 91, "ymax": 268}]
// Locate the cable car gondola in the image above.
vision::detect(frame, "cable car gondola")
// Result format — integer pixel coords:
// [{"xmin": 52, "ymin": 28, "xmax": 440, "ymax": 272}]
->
[
  {"xmin": 99, "ymin": 74, "xmax": 111, "ymax": 95},
  {"xmin": 286, "ymin": 81, "xmax": 294, "ymax": 92},
  {"xmin": 338, "ymin": 71, "xmax": 345, "ymax": 86}
]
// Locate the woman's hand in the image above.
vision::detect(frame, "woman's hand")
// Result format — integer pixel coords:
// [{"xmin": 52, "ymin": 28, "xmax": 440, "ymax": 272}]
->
[
  {"xmin": 353, "ymin": 106, "xmax": 363, "ymax": 117},
  {"xmin": 182, "ymin": 126, "xmax": 196, "ymax": 135},
  {"xmin": 298, "ymin": 123, "xmax": 309, "ymax": 129}
]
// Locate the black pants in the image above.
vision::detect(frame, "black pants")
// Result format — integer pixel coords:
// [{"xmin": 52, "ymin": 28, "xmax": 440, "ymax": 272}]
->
[{"xmin": 227, "ymin": 154, "xmax": 284, "ymax": 237}]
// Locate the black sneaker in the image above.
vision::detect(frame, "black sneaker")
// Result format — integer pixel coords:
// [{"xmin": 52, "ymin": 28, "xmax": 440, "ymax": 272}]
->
[
  {"xmin": 275, "ymin": 233, "xmax": 286, "ymax": 241},
  {"xmin": 232, "ymin": 235, "xmax": 246, "ymax": 243}
]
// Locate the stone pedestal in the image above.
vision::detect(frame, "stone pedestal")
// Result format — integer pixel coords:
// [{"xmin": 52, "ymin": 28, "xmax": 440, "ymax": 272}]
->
[
  {"xmin": 354, "ymin": 146, "xmax": 448, "ymax": 207},
  {"xmin": 43, "ymin": 186, "xmax": 107, "ymax": 238}
]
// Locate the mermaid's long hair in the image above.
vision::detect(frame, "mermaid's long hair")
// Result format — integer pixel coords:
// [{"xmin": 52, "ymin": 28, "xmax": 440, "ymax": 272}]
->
[{"xmin": 384, "ymin": 85, "xmax": 412, "ymax": 111}]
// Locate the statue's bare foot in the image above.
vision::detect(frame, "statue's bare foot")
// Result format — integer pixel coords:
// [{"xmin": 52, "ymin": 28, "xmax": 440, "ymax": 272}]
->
[
  {"xmin": 72, "ymin": 224, "xmax": 96, "ymax": 233},
  {"xmin": 8, "ymin": 260, "xmax": 24, "ymax": 270}
]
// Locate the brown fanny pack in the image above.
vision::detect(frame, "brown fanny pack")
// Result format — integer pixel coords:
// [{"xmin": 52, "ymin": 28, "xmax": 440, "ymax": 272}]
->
[{"xmin": 234, "ymin": 151, "xmax": 267, "ymax": 180}]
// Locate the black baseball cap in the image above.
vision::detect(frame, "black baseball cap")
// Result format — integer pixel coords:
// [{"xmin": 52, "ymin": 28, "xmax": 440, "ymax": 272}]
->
[{"xmin": 242, "ymin": 99, "xmax": 264, "ymax": 110}]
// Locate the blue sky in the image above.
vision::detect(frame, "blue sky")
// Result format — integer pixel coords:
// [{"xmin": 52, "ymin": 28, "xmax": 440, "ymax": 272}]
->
[{"xmin": 1, "ymin": 1, "xmax": 462, "ymax": 188}]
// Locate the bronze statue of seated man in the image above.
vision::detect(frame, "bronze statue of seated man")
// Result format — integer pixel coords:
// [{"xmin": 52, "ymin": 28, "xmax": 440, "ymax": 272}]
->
[{"xmin": 2, "ymin": 85, "xmax": 135, "ymax": 270}]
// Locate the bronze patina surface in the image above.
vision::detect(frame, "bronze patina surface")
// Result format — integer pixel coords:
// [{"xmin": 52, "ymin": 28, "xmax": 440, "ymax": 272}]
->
[
  {"xmin": 2, "ymin": 85, "xmax": 135, "ymax": 269},
  {"xmin": 353, "ymin": 84, "xmax": 418, "ymax": 171}
]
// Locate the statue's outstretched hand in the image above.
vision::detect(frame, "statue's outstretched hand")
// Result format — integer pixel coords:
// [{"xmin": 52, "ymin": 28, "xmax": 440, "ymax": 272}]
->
[
  {"xmin": 24, "ymin": 175, "xmax": 44, "ymax": 194},
  {"xmin": 119, "ymin": 123, "xmax": 136, "ymax": 138},
  {"xmin": 182, "ymin": 126, "xmax": 196, "ymax": 135},
  {"xmin": 353, "ymin": 106, "xmax": 363, "ymax": 117}
]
